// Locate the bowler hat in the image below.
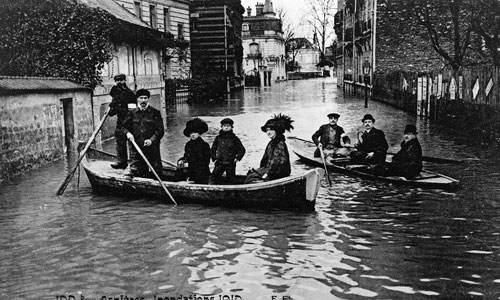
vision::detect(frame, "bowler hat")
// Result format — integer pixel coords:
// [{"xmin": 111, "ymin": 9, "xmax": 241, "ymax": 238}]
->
[
  {"xmin": 136, "ymin": 89, "xmax": 150, "ymax": 98},
  {"xmin": 113, "ymin": 73, "xmax": 126, "ymax": 81},
  {"xmin": 361, "ymin": 114, "xmax": 375, "ymax": 122},
  {"xmin": 220, "ymin": 118, "xmax": 234, "ymax": 126},
  {"xmin": 183, "ymin": 118, "xmax": 208, "ymax": 137},
  {"xmin": 404, "ymin": 124, "xmax": 418, "ymax": 134},
  {"xmin": 327, "ymin": 113, "xmax": 340, "ymax": 119}
]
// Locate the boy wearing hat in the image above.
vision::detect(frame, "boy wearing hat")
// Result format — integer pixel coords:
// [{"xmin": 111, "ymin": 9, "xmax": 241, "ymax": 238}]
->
[
  {"xmin": 109, "ymin": 74, "xmax": 136, "ymax": 169},
  {"xmin": 122, "ymin": 89, "xmax": 164, "ymax": 177},
  {"xmin": 376, "ymin": 124, "xmax": 422, "ymax": 179},
  {"xmin": 181, "ymin": 118, "xmax": 211, "ymax": 183},
  {"xmin": 209, "ymin": 118, "xmax": 246, "ymax": 184},
  {"xmin": 311, "ymin": 112, "xmax": 351, "ymax": 158},
  {"xmin": 350, "ymin": 114, "xmax": 388, "ymax": 165}
]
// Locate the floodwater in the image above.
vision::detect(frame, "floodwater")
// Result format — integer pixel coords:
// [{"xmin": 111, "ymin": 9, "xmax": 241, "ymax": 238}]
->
[{"xmin": 1, "ymin": 77, "xmax": 500, "ymax": 300}]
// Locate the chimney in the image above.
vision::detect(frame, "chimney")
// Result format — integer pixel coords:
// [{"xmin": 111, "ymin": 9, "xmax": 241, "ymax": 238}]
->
[
  {"xmin": 255, "ymin": 3, "xmax": 264, "ymax": 16},
  {"xmin": 247, "ymin": 6, "xmax": 252, "ymax": 17},
  {"xmin": 263, "ymin": 0, "xmax": 275, "ymax": 16}
]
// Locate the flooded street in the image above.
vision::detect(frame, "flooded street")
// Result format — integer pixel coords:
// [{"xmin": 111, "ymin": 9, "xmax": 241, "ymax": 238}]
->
[{"xmin": 1, "ymin": 77, "xmax": 500, "ymax": 299}]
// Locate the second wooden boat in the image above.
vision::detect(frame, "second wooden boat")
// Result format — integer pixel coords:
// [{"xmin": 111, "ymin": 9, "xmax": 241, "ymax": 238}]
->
[{"xmin": 289, "ymin": 136, "xmax": 460, "ymax": 190}]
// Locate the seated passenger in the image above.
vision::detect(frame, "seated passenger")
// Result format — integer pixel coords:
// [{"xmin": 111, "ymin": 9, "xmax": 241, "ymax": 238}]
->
[
  {"xmin": 375, "ymin": 124, "xmax": 423, "ymax": 179},
  {"xmin": 245, "ymin": 114, "xmax": 294, "ymax": 183}
]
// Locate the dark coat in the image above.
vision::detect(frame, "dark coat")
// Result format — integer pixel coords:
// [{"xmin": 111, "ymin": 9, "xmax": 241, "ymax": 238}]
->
[
  {"xmin": 210, "ymin": 130, "xmax": 246, "ymax": 165},
  {"xmin": 390, "ymin": 138, "xmax": 423, "ymax": 179},
  {"xmin": 184, "ymin": 137, "xmax": 211, "ymax": 183},
  {"xmin": 122, "ymin": 106, "xmax": 164, "ymax": 176},
  {"xmin": 312, "ymin": 124, "xmax": 346, "ymax": 157},
  {"xmin": 353, "ymin": 127, "xmax": 388, "ymax": 164},
  {"xmin": 259, "ymin": 134, "xmax": 291, "ymax": 180},
  {"xmin": 109, "ymin": 84, "xmax": 136, "ymax": 128}
]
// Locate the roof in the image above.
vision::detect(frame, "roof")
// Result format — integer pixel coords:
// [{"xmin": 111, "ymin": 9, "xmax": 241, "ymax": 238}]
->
[
  {"xmin": 78, "ymin": 0, "xmax": 150, "ymax": 29},
  {"xmin": 0, "ymin": 76, "xmax": 90, "ymax": 94}
]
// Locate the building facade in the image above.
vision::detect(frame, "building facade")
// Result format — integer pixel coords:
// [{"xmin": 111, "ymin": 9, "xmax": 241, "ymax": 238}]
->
[
  {"xmin": 288, "ymin": 37, "xmax": 322, "ymax": 75},
  {"xmin": 114, "ymin": 0, "xmax": 191, "ymax": 79},
  {"xmin": 190, "ymin": 0, "xmax": 245, "ymax": 92},
  {"xmin": 242, "ymin": 0, "xmax": 286, "ymax": 86},
  {"xmin": 334, "ymin": 0, "xmax": 376, "ymax": 90}
]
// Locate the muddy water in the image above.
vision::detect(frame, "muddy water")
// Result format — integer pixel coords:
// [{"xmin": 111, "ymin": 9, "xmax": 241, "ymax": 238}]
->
[{"xmin": 1, "ymin": 77, "xmax": 499, "ymax": 299}]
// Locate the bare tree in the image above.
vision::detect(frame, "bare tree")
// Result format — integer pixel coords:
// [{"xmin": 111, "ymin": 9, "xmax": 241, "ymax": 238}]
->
[
  {"xmin": 275, "ymin": 6, "xmax": 295, "ymax": 60},
  {"xmin": 304, "ymin": 0, "xmax": 337, "ymax": 59}
]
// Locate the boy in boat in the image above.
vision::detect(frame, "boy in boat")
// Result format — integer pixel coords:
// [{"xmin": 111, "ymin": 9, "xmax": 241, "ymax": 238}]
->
[
  {"xmin": 245, "ymin": 114, "xmax": 293, "ymax": 183},
  {"xmin": 311, "ymin": 112, "xmax": 352, "ymax": 159},
  {"xmin": 349, "ymin": 114, "xmax": 388, "ymax": 165},
  {"xmin": 181, "ymin": 118, "xmax": 211, "ymax": 184},
  {"xmin": 109, "ymin": 74, "xmax": 136, "ymax": 169},
  {"xmin": 375, "ymin": 124, "xmax": 422, "ymax": 179},
  {"xmin": 208, "ymin": 118, "xmax": 246, "ymax": 184},
  {"xmin": 122, "ymin": 89, "xmax": 164, "ymax": 178}
]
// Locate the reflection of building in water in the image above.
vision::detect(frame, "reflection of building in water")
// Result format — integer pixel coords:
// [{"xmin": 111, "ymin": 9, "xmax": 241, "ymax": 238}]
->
[{"xmin": 242, "ymin": 0, "xmax": 286, "ymax": 87}]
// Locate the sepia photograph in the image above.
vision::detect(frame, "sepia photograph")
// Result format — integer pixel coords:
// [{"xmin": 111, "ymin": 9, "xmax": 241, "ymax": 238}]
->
[{"xmin": 1, "ymin": 0, "xmax": 499, "ymax": 299}]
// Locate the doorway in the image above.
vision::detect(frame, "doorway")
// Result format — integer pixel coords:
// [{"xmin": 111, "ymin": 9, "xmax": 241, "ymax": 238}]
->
[{"xmin": 61, "ymin": 98, "xmax": 75, "ymax": 153}]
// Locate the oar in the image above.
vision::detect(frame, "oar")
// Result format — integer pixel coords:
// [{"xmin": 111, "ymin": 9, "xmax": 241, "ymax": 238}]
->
[
  {"xmin": 129, "ymin": 137, "xmax": 178, "ymax": 205},
  {"xmin": 56, "ymin": 107, "xmax": 111, "ymax": 195},
  {"xmin": 318, "ymin": 146, "xmax": 332, "ymax": 187},
  {"xmin": 161, "ymin": 158, "xmax": 177, "ymax": 168}
]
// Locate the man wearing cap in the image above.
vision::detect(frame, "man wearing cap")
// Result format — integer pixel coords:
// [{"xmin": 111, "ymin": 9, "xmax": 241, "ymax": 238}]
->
[
  {"xmin": 312, "ymin": 113, "xmax": 351, "ymax": 158},
  {"xmin": 209, "ymin": 118, "xmax": 246, "ymax": 184},
  {"xmin": 109, "ymin": 74, "xmax": 136, "ymax": 169},
  {"xmin": 350, "ymin": 114, "xmax": 388, "ymax": 165},
  {"xmin": 375, "ymin": 124, "xmax": 422, "ymax": 179},
  {"xmin": 122, "ymin": 89, "xmax": 164, "ymax": 178}
]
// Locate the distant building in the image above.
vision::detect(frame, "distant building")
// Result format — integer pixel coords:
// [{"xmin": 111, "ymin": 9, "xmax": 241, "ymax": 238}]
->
[
  {"xmin": 0, "ymin": 77, "xmax": 92, "ymax": 182},
  {"xmin": 190, "ymin": 0, "xmax": 245, "ymax": 92},
  {"xmin": 242, "ymin": 0, "xmax": 286, "ymax": 86},
  {"xmin": 288, "ymin": 37, "xmax": 321, "ymax": 75}
]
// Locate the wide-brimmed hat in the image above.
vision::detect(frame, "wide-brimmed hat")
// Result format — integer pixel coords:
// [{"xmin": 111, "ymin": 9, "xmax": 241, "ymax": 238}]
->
[
  {"xmin": 136, "ymin": 89, "xmax": 150, "ymax": 98},
  {"xmin": 361, "ymin": 114, "xmax": 375, "ymax": 122},
  {"xmin": 113, "ymin": 73, "xmax": 126, "ymax": 81},
  {"xmin": 183, "ymin": 118, "xmax": 208, "ymax": 137},
  {"xmin": 327, "ymin": 113, "xmax": 340, "ymax": 119},
  {"xmin": 260, "ymin": 113, "xmax": 294, "ymax": 134},
  {"xmin": 404, "ymin": 124, "xmax": 418, "ymax": 134},
  {"xmin": 220, "ymin": 118, "xmax": 234, "ymax": 126}
]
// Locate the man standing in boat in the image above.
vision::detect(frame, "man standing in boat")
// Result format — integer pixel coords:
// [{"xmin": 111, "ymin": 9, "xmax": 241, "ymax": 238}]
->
[
  {"xmin": 311, "ymin": 113, "xmax": 352, "ymax": 158},
  {"xmin": 350, "ymin": 114, "xmax": 388, "ymax": 165},
  {"xmin": 122, "ymin": 89, "xmax": 164, "ymax": 178},
  {"xmin": 109, "ymin": 74, "xmax": 136, "ymax": 169}
]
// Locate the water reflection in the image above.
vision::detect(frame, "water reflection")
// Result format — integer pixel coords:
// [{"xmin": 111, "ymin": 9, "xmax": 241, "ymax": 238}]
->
[{"xmin": 1, "ymin": 77, "xmax": 500, "ymax": 299}]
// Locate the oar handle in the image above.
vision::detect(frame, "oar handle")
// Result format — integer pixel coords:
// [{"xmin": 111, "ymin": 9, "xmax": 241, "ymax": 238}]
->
[
  {"xmin": 318, "ymin": 146, "xmax": 332, "ymax": 187},
  {"xmin": 56, "ymin": 107, "xmax": 111, "ymax": 195},
  {"xmin": 129, "ymin": 137, "xmax": 177, "ymax": 205}
]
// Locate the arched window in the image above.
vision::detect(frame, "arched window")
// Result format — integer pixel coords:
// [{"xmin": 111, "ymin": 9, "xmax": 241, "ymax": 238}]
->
[{"xmin": 249, "ymin": 42, "xmax": 260, "ymax": 56}]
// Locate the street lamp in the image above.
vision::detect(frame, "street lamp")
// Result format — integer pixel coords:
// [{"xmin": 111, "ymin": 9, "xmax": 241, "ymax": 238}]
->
[{"xmin": 363, "ymin": 60, "xmax": 371, "ymax": 108}]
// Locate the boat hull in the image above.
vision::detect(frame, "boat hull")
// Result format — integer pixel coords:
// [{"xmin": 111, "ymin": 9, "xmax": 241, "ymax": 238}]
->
[{"xmin": 82, "ymin": 147, "xmax": 324, "ymax": 209}]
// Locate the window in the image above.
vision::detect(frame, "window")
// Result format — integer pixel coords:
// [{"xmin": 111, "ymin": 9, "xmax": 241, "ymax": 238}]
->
[
  {"xmin": 149, "ymin": 5, "xmax": 157, "ymax": 29},
  {"xmin": 177, "ymin": 23, "xmax": 184, "ymax": 40},
  {"xmin": 163, "ymin": 8, "xmax": 170, "ymax": 32},
  {"xmin": 243, "ymin": 23, "xmax": 249, "ymax": 31},
  {"xmin": 134, "ymin": 1, "xmax": 141, "ymax": 19}
]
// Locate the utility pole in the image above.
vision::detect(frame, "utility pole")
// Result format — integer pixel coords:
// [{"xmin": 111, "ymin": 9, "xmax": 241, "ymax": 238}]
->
[{"xmin": 371, "ymin": 0, "xmax": 377, "ymax": 102}]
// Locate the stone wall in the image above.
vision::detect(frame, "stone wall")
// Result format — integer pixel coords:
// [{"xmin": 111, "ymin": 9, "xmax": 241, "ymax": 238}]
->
[{"xmin": 0, "ymin": 90, "xmax": 93, "ymax": 182}]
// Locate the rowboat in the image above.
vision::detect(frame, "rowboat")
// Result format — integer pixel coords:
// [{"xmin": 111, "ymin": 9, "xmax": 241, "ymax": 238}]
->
[
  {"xmin": 81, "ymin": 147, "xmax": 324, "ymax": 209},
  {"xmin": 289, "ymin": 136, "xmax": 460, "ymax": 190}
]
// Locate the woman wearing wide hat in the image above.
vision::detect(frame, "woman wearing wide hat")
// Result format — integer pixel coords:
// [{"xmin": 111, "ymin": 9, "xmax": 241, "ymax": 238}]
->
[
  {"xmin": 180, "ymin": 118, "xmax": 211, "ymax": 183},
  {"xmin": 245, "ymin": 113, "xmax": 294, "ymax": 183}
]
